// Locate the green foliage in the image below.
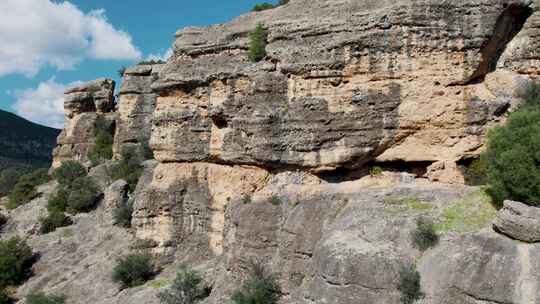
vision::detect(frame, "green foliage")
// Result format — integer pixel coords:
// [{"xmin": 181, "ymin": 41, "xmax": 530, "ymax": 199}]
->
[
  {"xmin": 26, "ymin": 292, "xmax": 65, "ymax": 304},
  {"xmin": 88, "ymin": 117, "xmax": 114, "ymax": 167},
  {"xmin": 483, "ymin": 108, "xmax": 540, "ymax": 207},
  {"xmin": 248, "ymin": 24, "xmax": 267, "ymax": 62},
  {"xmin": 0, "ymin": 289, "xmax": 9, "ymax": 304},
  {"xmin": 410, "ymin": 217, "xmax": 438, "ymax": 251},
  {"xmin": 113, "ymin": 199, "xmax": 134, "ymax": 228},
  {"xmin": 242, "ymin": 195, "xmax": 252, "ymax": 205},
  {"xmin": 252, "ymin": 2, "xmax": 275, "ymax": 11},
  {"xmin": 231, "ymin": 260, "xmax": 280, "ymax": 304},
  {"xmin": 112, "ymin": 254, "xmax": 155, "ymax": 288},
  {"xmin": 398, "ymin": 264, "xmax": 424, "ymax": 304},
  {"xmin": 269, "ymin": 195, "xmax": 281, "ymax": 206},
  {"xmin": 50, "ymin": 161, "xmax": 99, "ymax": 214},
  {"xmin": 52, "ymin": 161, "xmax": 86, "ymax": 187},
  {"xmin": 6, "ymin": 169, "xmax": 50, "ymax": 209},
  {"xmin": 0, "ymin": 237, "xmax": 34, "ymax": 288},
  {"xmin": 369, "ymin": 166, "xmax": 383, "ymax": 177},
  {"xmin": 39, "ymin": 211, "xmax": 72, "ymax": 234},
  {"xmin": 111, "ymin": 147, "xmax": 146, "ymax": 191},
  {"xmin": 462, "ymin": 157, "xmax": 488, "ymax": 186},
  {"xmin": 138, "ymin": 59, "xmax": 165, "ymax": 65},
  {"xmin": 118, "ymin": 66, "xmax": 126, "ymax": 78},
  {"xmin": 66, "ymin": 176, "xmax": 99, "ymax": 214},
  {"xmin": 517, "ymin": 81, "xmax": 540, "ymax": 109},
  {"xmin": 47, "ymin": 188, "xmax": 69, "ymax": 213},
  {"xmin": 157, "ymin": 266, "xmax": 210, "ymax": 304},
  {"xmin": 435, "ymin": 189, "xmax": 496, "ymax": 233},
  {"xmin": 0, "ymin": 167, "xmax": 30, "ymax": 196}
]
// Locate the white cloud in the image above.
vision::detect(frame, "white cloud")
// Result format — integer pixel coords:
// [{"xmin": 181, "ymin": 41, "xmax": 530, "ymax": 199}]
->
[
  {"xmin": 0, "ymin": 0, "xmax": 142, "ymax": 77},
  {"xmin": 146, "ymin": 48, "xmax": 173, "ymax": 62},
  {"xmin": 12, "ymin": 78, "xmax": 82, "ymax": 128}
]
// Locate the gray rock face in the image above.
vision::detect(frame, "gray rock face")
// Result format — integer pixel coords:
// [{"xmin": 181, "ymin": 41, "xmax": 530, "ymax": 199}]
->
[
  {"xmin": 149, "ymin": 0, "xmax": 539, "ymax": 180},
  {"xmin": 113, "ymin": 65, "xmax": 163, "ymax": 157},
  {"xmin": 493, "ymin": 200, "xmax": 540, "ymax": 242},
  {"xmin": 52, "ymin": 79, "xmax": 116, "ymax": 168}
]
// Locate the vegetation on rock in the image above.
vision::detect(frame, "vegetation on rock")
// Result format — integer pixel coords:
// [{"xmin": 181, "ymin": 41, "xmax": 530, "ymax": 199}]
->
[
  {"xmin": 0, "ymin": 237, "xmax": 34, "ymax": 302},
  {"xmin": 39, "ymin": 211, "xmax": 72, "ymax": 234},
  {"xmin": 51, "ymin": 162, "xmax": 100, "ymax": 214},
  {"xmin": 0, "ymin": 213, "xmax": 7, "ymax": 229},
  {"xmin": 248, "ymin": 24, "xmax": 267, "ymax": 62},
  {"xmin": 231, "ymin": 260, "xmax": 280, "ymax": 304},
  {"xmin": 26, "ymin": 292, "xmax": 66, "ymax": 304},
  {"xmin": 112, "ymin": 253, "xmax": 155, "ymax": 288},
  {"xmin": 88, "ymin": 117, "xmax": 114, "ymax": 166},
  {"xmin": 110, "ymin": 146, "xmax": 148, "ymax": 192},
  {"xmin": 369, "ymin": 166, "xmax": 383, "ymax": 177},
  {"xmin": 435, "ymin": 189, "xmax": 496, "ymax": 233},
  {"xmin": 138, "ymin": 59, "xmax": 165, "ymax": 65},
  {"xmin": 66, "ymin": 176, "xmax": 100, "ymax": 213},
  {"xmin": 6, "ymin": 168, "xmax": 49, "ymax": 209},
  {"xmin": 410, "ymin": 217, "xmax": 438, "ymax": 251},
  {"xmin": 113, "ymin": 198, "xmax": 134, "ymax": 228},
  {"xmin": 252, "ymin": 0, "xmax": 289, "ymax": 11},
  {"xmin": 483, "ymin": 85, "xmax": 540, "ymax": 206},
  {"xmin": 52, "ymin": 161, "xmax": 86, "ymax": 186},
  {"xmin": 157, "ymin": 266, "xmax": 210, "ymax": 304},
  {"xmin": 398, "ymin": 264, "xmax": 424, "ymax": 304}
]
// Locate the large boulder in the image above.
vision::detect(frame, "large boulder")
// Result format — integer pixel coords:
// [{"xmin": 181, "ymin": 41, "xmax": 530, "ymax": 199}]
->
[{"xmin": 493, "ymin": 200, "xmax": 540, "ymax": 242}]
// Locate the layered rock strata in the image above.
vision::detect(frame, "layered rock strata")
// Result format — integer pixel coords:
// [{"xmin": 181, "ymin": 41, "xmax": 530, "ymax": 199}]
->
[{"xmin": 52, "ymin": 78, "xmax": 116, "ymax": 168}]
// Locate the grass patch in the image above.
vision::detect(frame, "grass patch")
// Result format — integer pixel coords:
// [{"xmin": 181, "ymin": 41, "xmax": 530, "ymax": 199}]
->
[
  {"xmin": 149, "ymin": 279, "xmax": 169, "ymax": 289},
  {"xmin": 384, "ymin": 197, "xmax": 433, "ymax": 211},
  {"xmin": 434, "ymin": 188, "xmax": 497, "ymax": 233}
]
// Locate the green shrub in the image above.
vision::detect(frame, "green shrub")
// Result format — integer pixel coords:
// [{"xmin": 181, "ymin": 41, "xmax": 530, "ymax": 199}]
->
[
  {"xmin": 39, "ymin": 211, "xmax": 72, "ymax": 234},
  {"xmin": 252, "ymin": 3, "xmax": 275, "ymax": 11},
  {"xmin": 0, "ymin": 237, "xmax": 34, "ymax": 288},
  {"xmin": 138, "ymin": 59, "xmax": 165, "ymax": 65},
  {"xmin": 242, "ymin": 195, "xmax": 252, "ymax": 205},
  {"xmin": 518, "ymin": 81, "xmax": 540, "ymax": 109},
  {"xmin": 112, "ymin": 253, "xmax": 155, "ymax": 288},
  {"xmin": 26, "ymin": 292, "xmax": 65, "ymax": 304},
  {"xmin": 88, "ymin": 117, "xmax": 114, "ymax": 167},
  {"xmin": 6, "ymin": 169, "xmax": 50, "ymax": 209},
  {"xmin": 0, "ymin": 167, "xmax": 28, "ymax": 196},
  {"xmin": 484, "ymin": 109, "xmax": 540, "ymax": 207},
  {"xmin": 111, "ymin": 147, "xmax": 145, "ymax": 191},
  {"xmin": 47, "ymin": 188, "xmax": 69, "ymax": 213},
  {"xmin": 113, "ymin": 199, "xmax": 134, "ymax": 228},
  {"xmin": 157, "ymin": 266, "xmax": 210, "ymax": 304},
  {"xmin": 0, "ymin": 289, "xmax": 9, "ymax": 304},
  {"xmin": 66, "ymin": 176, "xmax": 100, "ymax": 214},
  {"xmin": 369, "ymin": 166, "xmax": 383, "ymax": 177},
  {"xmin": 398, "ymin": 264, "xmax": 424, "ymax": 304},
  {"xmin": 52, "ymin": 161, "xmax": 86, "ymax": 187},
  {"xmin": 410, "ymin": 217, "xmax": 439, "ymax": 251},
  {"xmin": 269, "ymin": 195, "xmax": 281, "ymax": 206},
  {"xmin": 248, "ymin": 24, "xmax": 267, "ymax": 62},
  {"xmin": 231, "ymin": 260, "xmax": 280, "ymax": 304},
  {"xmin": 462, "ymin": 157, "xmax": 488, "ymax": 186}
]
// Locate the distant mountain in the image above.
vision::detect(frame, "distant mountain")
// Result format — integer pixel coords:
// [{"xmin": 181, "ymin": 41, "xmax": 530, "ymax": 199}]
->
[{"xmin": 0, "ymin": 109, "xmax": 61, "ymax": 170}]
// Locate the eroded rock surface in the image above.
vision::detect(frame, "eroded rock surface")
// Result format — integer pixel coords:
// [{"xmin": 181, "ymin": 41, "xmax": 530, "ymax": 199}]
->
[
  {"xmin": 149, "ymin": 0, "xmax": 539, "ymax": 181},
  {"xmin": 493, "ymin": 200, "xmax": 540, "ymax": 242},
  {"xmin": 52, "ymin": 79, "xmax": 116, "ymax": 168}
]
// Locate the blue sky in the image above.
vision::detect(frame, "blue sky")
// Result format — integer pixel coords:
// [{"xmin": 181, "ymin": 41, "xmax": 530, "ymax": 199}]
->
[{"xmin": 0, "ymin": 0, "xmax": 270, "ymax": 128}]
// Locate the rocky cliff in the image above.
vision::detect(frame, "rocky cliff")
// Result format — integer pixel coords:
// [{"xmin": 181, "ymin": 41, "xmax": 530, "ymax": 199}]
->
[{"xmin": 8, "ymin": 0, "xmax": 540, "ymax": 303}]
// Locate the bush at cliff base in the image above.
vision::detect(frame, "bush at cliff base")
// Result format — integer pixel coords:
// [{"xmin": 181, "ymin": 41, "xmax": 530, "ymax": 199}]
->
[
  {"xmin": 484, "ymin": 108, "xmax": 540, "ymax": 207},
  {"xmin": 26, "ymin": 292, "xmax": 65, "ymax": 304},
  {"xmin": 6, "ymin": 168, "xmax": 49, "ymax": 209}
]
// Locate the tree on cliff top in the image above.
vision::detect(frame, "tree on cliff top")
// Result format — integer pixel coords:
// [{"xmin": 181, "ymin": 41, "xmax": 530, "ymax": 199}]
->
[{"xmin": 248, "ymin": 23, "xmax": 267, "ymax": 62}]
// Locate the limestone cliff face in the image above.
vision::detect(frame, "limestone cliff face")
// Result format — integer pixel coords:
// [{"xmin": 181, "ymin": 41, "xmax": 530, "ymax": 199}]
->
[
  {"xmin": 149, "ymin": 0, "xmax": 538, "ymax": 182},
  {"xmin": 52, "ymin": 78, "xmax": 116, "ymax": 168},
  {"xmin": 45, "ymin": 1, "xmax": 540, "ymax": 303}
]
